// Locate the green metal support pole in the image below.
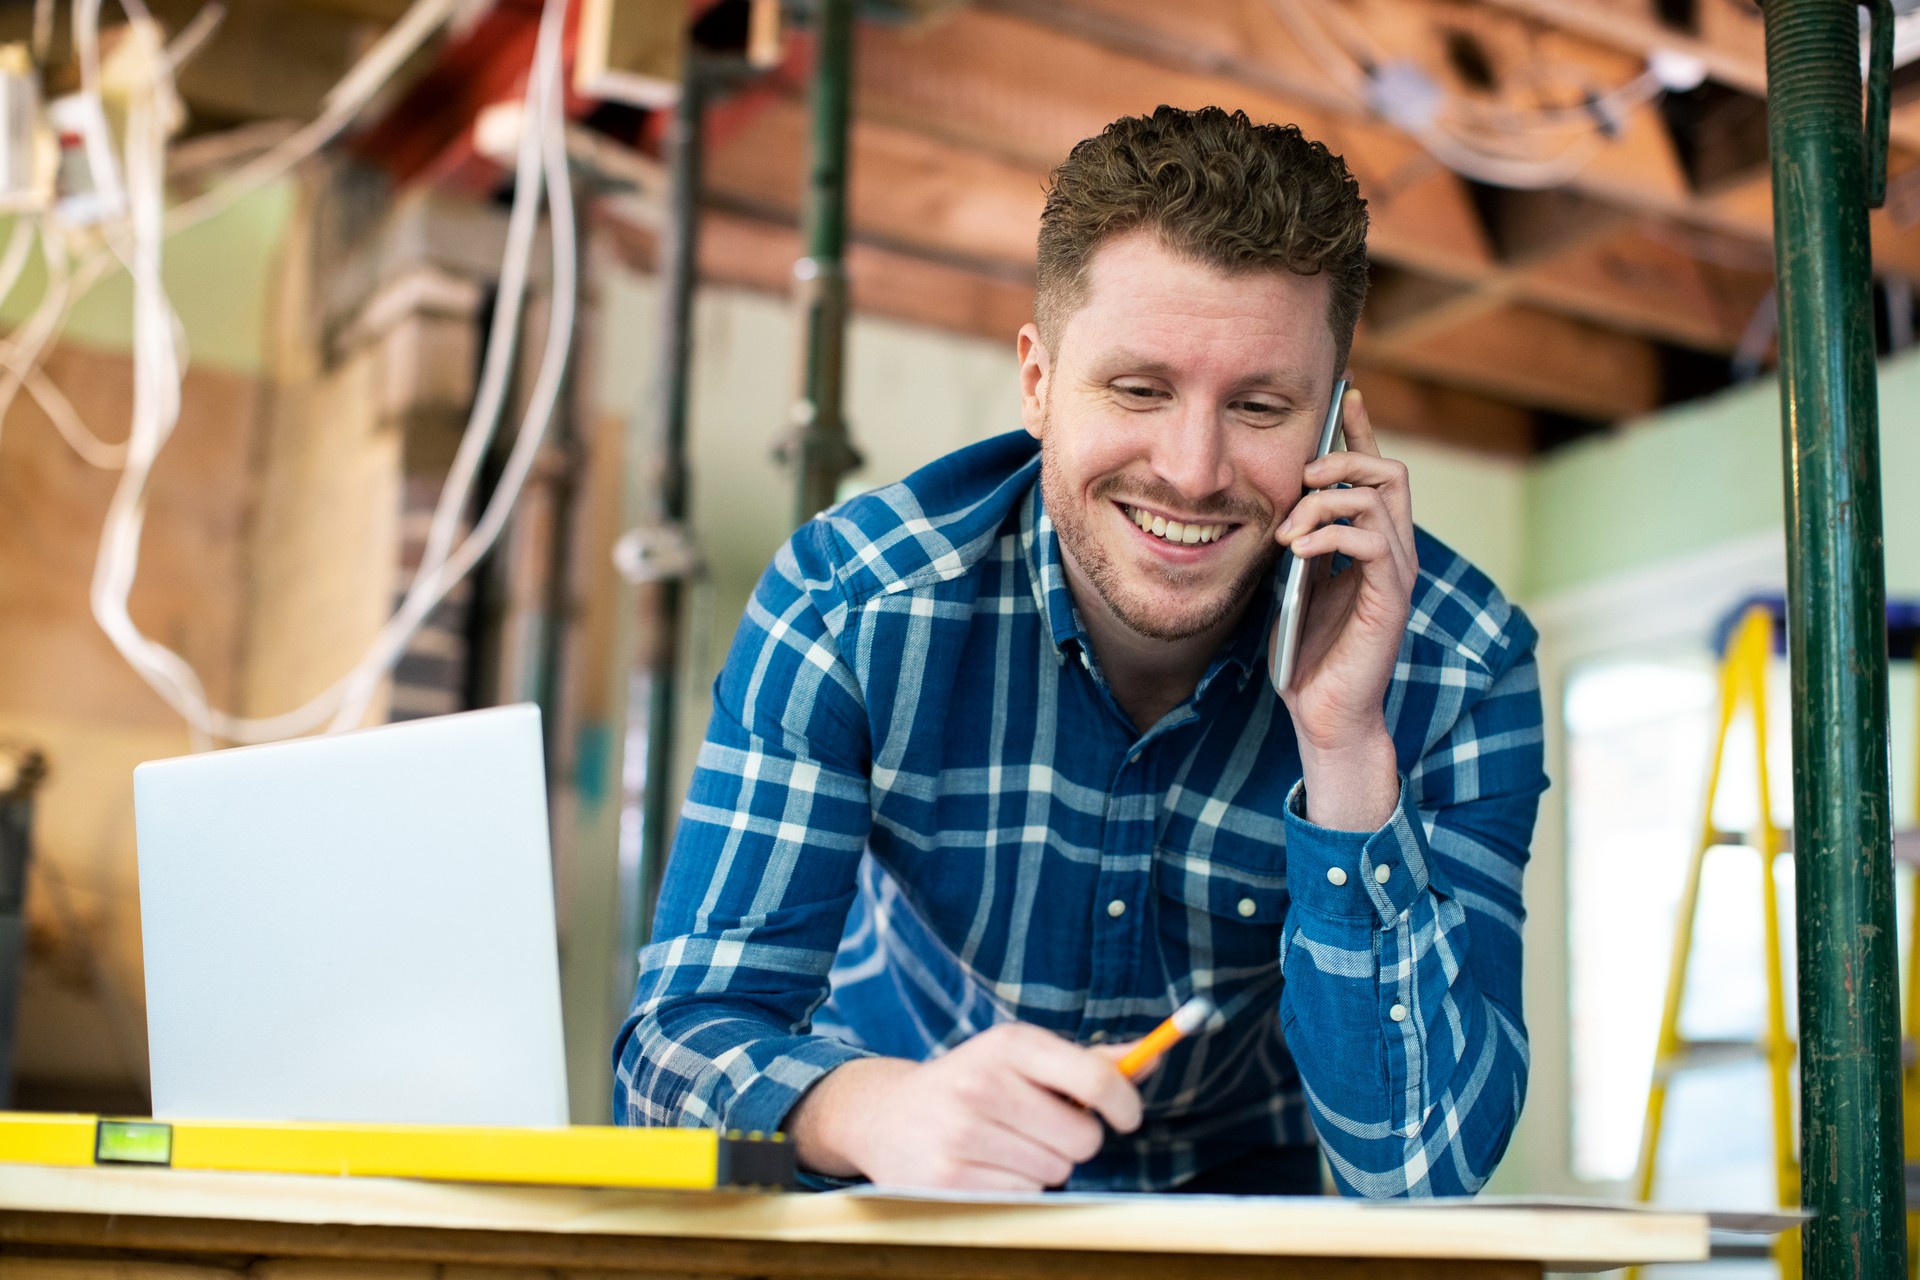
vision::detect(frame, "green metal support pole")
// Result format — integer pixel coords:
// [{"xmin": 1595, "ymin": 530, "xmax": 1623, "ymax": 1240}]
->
[
  {"xmin": 1763, "ymin": 1, "xmax": 1904, "ymax": 1274},
  {"xmin": 613, "ymin": 58, "xmax": 709, "ymax": 1026},
  {"xmin": 786, "ymin": 0, "xmax": 861, "ymax": 526}
]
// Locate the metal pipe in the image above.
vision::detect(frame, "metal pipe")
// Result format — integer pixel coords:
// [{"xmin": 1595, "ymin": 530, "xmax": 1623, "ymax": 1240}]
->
[
  {"xmin": 786, "ymin": 0, "xmax": 861, "ymax": 526},
  {"xmin": 1763, "ymin": 1, "xmax": 1904, "ymax": 1273},
  {"xmin": 613, "ymin": 58, "xmax": 708, "ymax": 1018},
  {"xmin": 0, "ymin": 746, "xmax": 46, "ymax": 1107}
]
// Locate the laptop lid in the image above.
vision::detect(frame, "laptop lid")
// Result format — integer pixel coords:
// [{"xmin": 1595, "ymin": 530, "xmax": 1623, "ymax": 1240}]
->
[{"xmin": 134, "ymin": 704, "xmax": 569, "ymax": 1127}]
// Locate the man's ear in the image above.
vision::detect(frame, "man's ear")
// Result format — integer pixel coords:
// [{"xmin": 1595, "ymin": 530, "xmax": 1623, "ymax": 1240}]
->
[{"xmin": 1017, "ymin": 323, "xmax": 1050, "ymax": 439}]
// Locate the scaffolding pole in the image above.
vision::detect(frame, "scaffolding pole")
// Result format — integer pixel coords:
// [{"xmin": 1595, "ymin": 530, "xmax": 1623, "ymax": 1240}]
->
[
  {"xmin": 1762, "ymin": 1, "xmax": 1904, "ymax": 1274},
  {"xmin": 784, "ymin": 0, "xmax": 861, "ymax": 526},
  {"xmin": 613, "ymin": 58, "xmax": 708, "ymax": 1011}
]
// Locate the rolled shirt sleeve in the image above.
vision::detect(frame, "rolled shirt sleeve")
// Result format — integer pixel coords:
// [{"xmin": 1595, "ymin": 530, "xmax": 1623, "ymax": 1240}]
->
[
  {"xmin": 1278, "ymin": 645, "xmax": 1544, "ymax": 1197},
  {"xmin": 612, "ymin": 523, "xmax": 879, "ymax": 1135}
]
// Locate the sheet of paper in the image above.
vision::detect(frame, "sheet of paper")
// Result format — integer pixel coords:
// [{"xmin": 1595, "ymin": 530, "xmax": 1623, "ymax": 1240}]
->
[{"xmin": 839, "ymin": 1185, "xmax": 1805, "ymax": 1234}]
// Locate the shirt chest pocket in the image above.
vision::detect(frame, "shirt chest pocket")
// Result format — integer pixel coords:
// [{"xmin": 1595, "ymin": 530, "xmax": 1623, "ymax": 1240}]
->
[{"xmin": 1151, "ymin": 842, "xmax": 1290, "ymax": 974}]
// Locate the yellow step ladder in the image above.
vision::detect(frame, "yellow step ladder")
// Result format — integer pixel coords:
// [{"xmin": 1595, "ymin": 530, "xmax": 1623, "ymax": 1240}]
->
[{"xmin": 1631, "ymin": 601, "xmax": 1799, "ymax": 1279}]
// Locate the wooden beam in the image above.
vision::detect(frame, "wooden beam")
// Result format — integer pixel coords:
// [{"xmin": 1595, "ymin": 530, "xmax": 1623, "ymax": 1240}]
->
[
  {"xmin": 155, "ymin": 0, "xmax": 374, "ymax": 125},
  {"xmin": 958, "ymin": 0, "xmax": 1920, "ymax": 283},
  {"xmin": 1478, "ymin": 0, "xmax": 1920, "ymax": 155},
  {"xmin": 595, "ymin": 203, "xmax": 1038, "ymax": 345},
  {"xmin": 574, "ymin": 0, "xmax": 685, "ymax": 108},
  {"xmin": 1475, "ymin": 0, "xmax": 1768, "ymax": 98},
  {"xmin": 1364, "ymin": 268, "xmax": 1507, "ymax": 351},
  {"xmin": 1706, "ymin": 158, "xmax": 1920, "ymax": 280},
  {"xmin": 1344, "ymin": 366, "xmax": 1537, "ymax": 456},
  {"xmin": 972, "ymin": 0, "xmax": 1692, "ymax": 212},
  {"xmin": 1513, "ymin": 221, "xmax": 1772, "ymax": 350},
  {"xmin": 854, "ymin": 6, "xmax": 1496, "ymax": 282},
  {"xmin": 1365, "ymin": 188, "xmax": 1763, "ymax": 352},
  {"xmin": 1361, "ymin": 301, "xmax": 1663, "ymax": 420},
  {"xmin": 705, "ymin": 95, "xmax": 1046, "ymax": 273}
]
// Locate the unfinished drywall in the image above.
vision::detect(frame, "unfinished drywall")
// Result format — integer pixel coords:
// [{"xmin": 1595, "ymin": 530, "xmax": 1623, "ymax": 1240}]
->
[{"xmin": 1525, "ymin": 348, "xmax": 1920, "ymax": 600}]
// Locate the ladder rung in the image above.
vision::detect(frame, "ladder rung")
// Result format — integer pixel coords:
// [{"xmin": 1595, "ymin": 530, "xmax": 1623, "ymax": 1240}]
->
[
  {"xmin": 1708, "ymin": 1235, "xmax": 1777, "ymax": 1261},
  {"xmin": 1706, "ymin": 827, "xmax": 1792, "ymax": 852},
  {"xmin": 1656, "ymin": 1038, "xmax": 1772, "ymax": 1077}
]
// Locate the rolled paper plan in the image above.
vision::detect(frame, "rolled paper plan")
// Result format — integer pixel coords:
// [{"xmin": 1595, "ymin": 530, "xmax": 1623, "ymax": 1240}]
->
[{"xmin": 1114, "ymin": 996, "xmax": 1218, "ymax": 1081}]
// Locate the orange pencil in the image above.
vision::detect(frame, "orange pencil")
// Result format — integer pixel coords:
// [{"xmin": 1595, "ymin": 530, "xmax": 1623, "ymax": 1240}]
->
[{"xmin": 1115, "ymin": 997, "xmax": 1218, "ymax": 1081}]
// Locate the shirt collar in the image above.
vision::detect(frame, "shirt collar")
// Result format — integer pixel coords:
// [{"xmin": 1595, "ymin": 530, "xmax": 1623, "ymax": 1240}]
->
[
  {"xmin": 1022, "ymin": 480, "xmax": 1087, "ymax": 659},
  {"xmin": 1022, "ymin": 477, "xmax": 1280, "ymax": 690}
]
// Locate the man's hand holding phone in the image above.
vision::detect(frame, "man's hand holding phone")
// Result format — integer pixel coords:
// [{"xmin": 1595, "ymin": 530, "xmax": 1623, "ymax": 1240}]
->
[{"xmin": 1271, "ymin": 382, "xmax": 1418, "ymax": 832}]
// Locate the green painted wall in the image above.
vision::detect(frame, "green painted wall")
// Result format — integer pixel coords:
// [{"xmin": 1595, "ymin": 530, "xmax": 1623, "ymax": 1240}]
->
[
  {"xmin": 0, "ymin": 180, "xmax": 294, "ymax": 376},
  {"xmin": 1524, "ymin": 347, "xmax": 1920, "ymax": 600}
]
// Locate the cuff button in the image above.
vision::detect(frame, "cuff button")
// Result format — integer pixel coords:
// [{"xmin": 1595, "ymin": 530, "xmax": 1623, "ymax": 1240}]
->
[
  {"xmin": 1374, "ymin": 863, "xmax": 1392, "ymax": 884},
  {"xmin": 1326, "ymin": 866, "xmax": 1347, "ymax": 887}
]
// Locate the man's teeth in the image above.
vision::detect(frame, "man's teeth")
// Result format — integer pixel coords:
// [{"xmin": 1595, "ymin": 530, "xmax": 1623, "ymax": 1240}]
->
[{"xmin": 1124, "ymin": 505, "xmax": 1228, "ymax": 545}]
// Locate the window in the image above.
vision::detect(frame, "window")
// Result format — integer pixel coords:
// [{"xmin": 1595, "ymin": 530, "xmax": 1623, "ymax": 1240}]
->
[{"xmin": 1564, "ymin": 652, "xmax": 1799, "ymax": 1208}]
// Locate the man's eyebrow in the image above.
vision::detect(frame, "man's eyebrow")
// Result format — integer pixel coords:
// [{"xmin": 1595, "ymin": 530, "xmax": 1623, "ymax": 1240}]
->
[{"xmin": 1097, "ymin": 351, "xmax": 1317, "ymax": 397}]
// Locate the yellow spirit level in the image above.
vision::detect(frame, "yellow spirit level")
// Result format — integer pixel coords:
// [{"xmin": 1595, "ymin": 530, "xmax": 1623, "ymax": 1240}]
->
[{"xmin": 0, "ymin": 1113, "xmax": 795, "ymax": 1190}]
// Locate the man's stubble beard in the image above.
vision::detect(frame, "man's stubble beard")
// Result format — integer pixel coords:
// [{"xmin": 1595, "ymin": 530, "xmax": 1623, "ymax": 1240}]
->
[{"xmin": 1038, "ymin": 406, "xmax": 1278, "ymax": 644}]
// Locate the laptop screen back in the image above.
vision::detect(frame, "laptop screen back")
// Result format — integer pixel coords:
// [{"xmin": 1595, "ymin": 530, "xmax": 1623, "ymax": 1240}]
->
[{"xmin": 134, "ymin": 704, "xmax": 568, "ymax": 1127}]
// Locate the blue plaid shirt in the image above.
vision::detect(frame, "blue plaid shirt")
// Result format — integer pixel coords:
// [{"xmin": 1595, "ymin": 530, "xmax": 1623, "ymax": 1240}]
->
[{"xmin": 614, "ymin": 431, "xmax": 1545, "ymax": 1195}]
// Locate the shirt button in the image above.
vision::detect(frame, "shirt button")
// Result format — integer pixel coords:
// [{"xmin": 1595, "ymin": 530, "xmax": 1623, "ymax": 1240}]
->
[
  {"xmin": 1107, "ymin": 899, "xmax": 1127, "ymax": 918},
  {"xmin": 1389, "ymin": 1003, "xmax": 1408, "ymax": 1023},
  {"xmin": 1326, "ymin": 866, "xmax": 1348, "ymax": 887},
  {"xmin": 1237, "ymin": 898, "xmax": 1257, "ymax": 918},
  {"xmin": 1374, "ymin": 864, "xmax": 1392, "ymax": 885}
]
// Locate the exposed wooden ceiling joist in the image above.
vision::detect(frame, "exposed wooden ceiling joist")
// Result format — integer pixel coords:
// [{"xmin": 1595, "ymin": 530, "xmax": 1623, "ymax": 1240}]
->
[
  {"xmin": 705, "ymin": 95, "xmax": 1046, "ymax": 274},
  {"xmin": 160, "ymin": 0, "xmax": 1919, "ymax": 454},
  {"xmin": 1361, "ymin": 300, "xmax": 1663, "ymax": 420},
  {"xmin": 1478, "ymin": 0, "xmax": 1920, "ymax": 155},
  {"xmin": 855, "ymin": 7, "xmax": 1498, "ymax": 281},
  {"xmin": 961, "ymin": 0, "xmax": 1920, "ymax": 281},
  {"xmin": 968, "ymin": 0, "xmax": 1693, "ymax": 214}
]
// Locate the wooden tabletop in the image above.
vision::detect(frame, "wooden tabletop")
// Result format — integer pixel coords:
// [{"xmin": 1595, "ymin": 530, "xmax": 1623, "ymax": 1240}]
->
[{"xmin": 0, "ymin": 1163, "xmax": 1712, "ymax": 1279}]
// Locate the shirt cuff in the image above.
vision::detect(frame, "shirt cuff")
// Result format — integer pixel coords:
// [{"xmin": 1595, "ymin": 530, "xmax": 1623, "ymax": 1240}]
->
[
  {"xmin": 723, "ymin": 1034, "xmax": 876, "ymax": 1133},
  {"xmin": 1282, "ymin": 775, "xmax": 1436, "ymax": 925}
]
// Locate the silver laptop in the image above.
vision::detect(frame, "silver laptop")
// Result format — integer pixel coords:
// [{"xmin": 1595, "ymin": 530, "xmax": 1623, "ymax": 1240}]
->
[{"xmin": 133, "ymin": 704, "xmax": 569, "ymax": 1127}]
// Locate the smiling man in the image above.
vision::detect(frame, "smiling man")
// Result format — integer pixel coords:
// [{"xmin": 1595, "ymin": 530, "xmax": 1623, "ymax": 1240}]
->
[{"xmin": 614, "ymin": 106, "xmax": 1547, "ymax": 1196}]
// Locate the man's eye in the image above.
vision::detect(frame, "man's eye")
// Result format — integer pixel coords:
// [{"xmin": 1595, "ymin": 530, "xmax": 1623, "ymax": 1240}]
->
[
  {"xmin": 1235, "ymin": 401, "xmax": 1285, "ymax": 417},
  {"xmin": 1114, "ymin": 384, "xmax": 1165, "ymax": 402}
]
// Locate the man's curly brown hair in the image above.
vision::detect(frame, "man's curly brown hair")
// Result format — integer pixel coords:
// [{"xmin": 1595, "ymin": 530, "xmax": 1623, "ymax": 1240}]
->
[{"xmin": 1036, "ymin": 106, "xmax": 1370, "ymax": 373}]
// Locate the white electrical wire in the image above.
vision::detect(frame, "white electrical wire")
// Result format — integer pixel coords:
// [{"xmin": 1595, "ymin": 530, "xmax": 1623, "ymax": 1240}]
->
[
  {"xmin": 1267, "ymin": 0, "xmax": 1670, "ymax": 189},
  {"xmin": 326, "ymin": 0, "xmax": 577, "ymax": 735},
  {"xmin": 0, "ymin": 220, "xmax": 130, "ymax": 469},
  {"xmin": 0, "ymin": 224, "xmax": 118, "ymax": 462},
  {"xmin": 20, "ymin": 0, "xmax": 464, "ymax": 377},
  {"xmin": 77, "ymin": 0, "xmax": 575, "ymax": 745},
  {"xmin": 165, "ymin": 0, "xmax": 464, "ymax": 235}
]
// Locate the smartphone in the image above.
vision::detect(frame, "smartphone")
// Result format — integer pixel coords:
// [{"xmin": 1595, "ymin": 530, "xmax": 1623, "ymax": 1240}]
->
[{"xmin": 1267, "ymin": 378, "xmax": 1349, "ymax": 697}]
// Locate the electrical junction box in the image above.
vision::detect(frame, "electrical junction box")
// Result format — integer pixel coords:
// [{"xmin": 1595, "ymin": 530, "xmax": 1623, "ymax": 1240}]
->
[
  {"xmin": 47, "ymin": 92, "xmax": 124, "ymax": 226},
  {"xmin": 0, "ymin": 44, "xmax": 41, "ymax": 210}
]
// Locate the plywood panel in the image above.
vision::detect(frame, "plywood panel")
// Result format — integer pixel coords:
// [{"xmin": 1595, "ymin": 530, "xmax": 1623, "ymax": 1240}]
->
[{"xmin": 0, "ymin": 343, "xmax": 267, "ymax": 1104}]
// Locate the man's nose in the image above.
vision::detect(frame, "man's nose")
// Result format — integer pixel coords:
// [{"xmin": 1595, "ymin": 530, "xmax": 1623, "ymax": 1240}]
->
[{"xmin": 1149, "ymin": 402, "xmax": 1234, "ymax": 504}]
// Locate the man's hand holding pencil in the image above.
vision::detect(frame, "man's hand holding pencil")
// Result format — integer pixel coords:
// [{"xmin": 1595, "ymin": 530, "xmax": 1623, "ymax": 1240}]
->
[{"xmin": 785, "ymin": 997, "xmax": 1217, "ymax": 1191}]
